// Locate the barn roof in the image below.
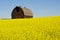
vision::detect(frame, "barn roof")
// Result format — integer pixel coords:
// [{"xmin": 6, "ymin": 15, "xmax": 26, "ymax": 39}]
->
[{"xmin": 22, "ymin": 7, "xmax": 33, "ymax": 16}]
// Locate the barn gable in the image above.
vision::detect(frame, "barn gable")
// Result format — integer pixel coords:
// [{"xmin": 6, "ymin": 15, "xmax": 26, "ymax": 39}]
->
[{"xmin": 11, "ymin": 6, "xmax": 24, "ymax": 19}]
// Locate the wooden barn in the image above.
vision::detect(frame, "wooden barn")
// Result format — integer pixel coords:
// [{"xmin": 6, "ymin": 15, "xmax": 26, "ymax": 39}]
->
[{"xmin": 11, "ymin": 6, "xmax": 33, "ymax": 19}]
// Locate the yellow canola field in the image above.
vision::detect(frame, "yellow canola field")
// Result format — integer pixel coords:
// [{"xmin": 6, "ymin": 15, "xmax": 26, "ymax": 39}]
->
[{"xmin": 0, "ymin": 16, "xmax": 60, "ymax": 40}]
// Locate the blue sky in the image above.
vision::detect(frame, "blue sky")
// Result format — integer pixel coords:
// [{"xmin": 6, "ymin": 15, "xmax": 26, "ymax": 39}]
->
[{"xmin": 0, "ymin": 0, "xmax": 60, "ymax": 18}]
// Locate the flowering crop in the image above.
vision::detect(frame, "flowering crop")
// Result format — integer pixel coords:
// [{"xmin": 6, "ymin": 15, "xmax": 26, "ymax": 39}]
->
[{"xmin": 0, "ymin": 16, "xmax": 60, "ymax": 40}]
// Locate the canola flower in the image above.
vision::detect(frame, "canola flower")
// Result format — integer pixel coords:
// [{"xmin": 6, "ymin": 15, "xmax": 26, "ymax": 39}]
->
[{"xmin": 0, "ymin": 16, "xmax": 60, "ymax": 40}]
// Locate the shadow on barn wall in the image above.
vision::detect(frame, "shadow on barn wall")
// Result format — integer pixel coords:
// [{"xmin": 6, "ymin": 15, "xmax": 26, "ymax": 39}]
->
[{"xmin": 11, "ymin": 6, "xmax": 33, "ymax": 19}]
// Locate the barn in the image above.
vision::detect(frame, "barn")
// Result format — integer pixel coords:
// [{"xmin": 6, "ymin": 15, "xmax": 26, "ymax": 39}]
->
[{"xmin": 11, "ymin": 6, "xmax": 33, "ymax": 19}]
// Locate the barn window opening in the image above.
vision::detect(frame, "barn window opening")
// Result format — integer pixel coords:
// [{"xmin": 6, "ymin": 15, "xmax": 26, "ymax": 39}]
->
[{"xmin": 16, "ymin": 7, "xmax": 20, "ymax": 12}]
